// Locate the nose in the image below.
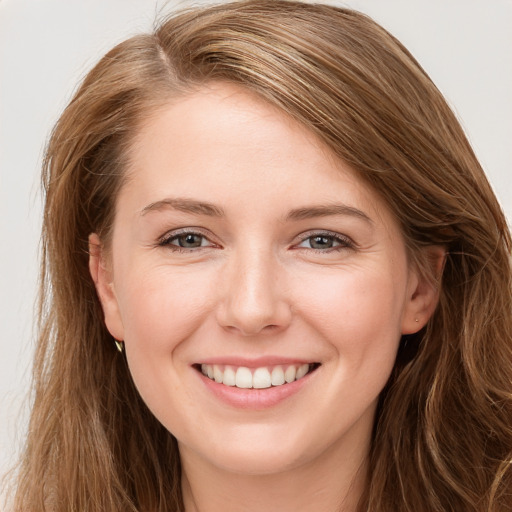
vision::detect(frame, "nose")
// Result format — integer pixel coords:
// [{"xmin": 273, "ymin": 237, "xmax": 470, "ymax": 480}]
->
[{"xmin": 215, "ymin": 247, "xmax": 292, "ymax": 337}]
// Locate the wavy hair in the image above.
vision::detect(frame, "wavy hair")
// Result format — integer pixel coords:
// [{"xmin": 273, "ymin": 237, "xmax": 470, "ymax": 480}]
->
[{"xmin": 10, "ymin": 1, "xmax": 512, "ymax": 510}]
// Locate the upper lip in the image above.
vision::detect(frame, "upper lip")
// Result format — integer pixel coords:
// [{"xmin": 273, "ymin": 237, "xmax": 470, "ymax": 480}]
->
[{"xmin": 194, "ymin": 356, "xmax": 319, "ymax": 368}]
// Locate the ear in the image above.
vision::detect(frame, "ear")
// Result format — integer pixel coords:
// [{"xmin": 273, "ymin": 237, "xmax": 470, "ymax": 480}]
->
[
  {"xmin": 401, "ymin": 245, "xmax": 446, "ymax": 334},
  {"xmin": 88, "ymin": 233, "xmax": 125, "ymax": 341}
]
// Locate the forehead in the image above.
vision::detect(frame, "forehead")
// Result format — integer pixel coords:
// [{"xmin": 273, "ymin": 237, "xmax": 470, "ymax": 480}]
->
[
  {"xmin": 130, "ymin": 82, "xmax": 335, "ymax": 173},
  {"xmin": 123, "ymin": 82, "xmax": 394, "ymax": 227}
]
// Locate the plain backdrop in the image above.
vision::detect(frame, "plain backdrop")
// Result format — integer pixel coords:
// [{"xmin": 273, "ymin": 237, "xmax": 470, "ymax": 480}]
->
[{"xmin": 1, "ymin": 0, "xmax": 511, "ymax": 484}]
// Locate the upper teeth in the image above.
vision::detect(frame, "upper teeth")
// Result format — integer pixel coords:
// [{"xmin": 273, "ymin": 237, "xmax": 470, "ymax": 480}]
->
[{"xmin": 200, "ymin": 364, "xmax": 311, "ymax": 389}]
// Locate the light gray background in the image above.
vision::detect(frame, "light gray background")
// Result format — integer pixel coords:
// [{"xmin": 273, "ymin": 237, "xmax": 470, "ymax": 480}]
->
[{"xmin": 1, "ymin": 0, "xmax": 511, "ymax": 485}]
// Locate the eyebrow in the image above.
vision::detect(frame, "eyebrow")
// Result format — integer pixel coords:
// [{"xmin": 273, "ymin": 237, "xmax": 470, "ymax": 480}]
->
[
  {"xmin": 140, "ymin": 197, "xmax": 372, "ymax": 224},
  {"xmin": 141, "ymin": 198, "xmax": 225, "ymax": 217},
  {"xmin": 285, "ymin": 204, "xmax": 373, "ymax": 224}
]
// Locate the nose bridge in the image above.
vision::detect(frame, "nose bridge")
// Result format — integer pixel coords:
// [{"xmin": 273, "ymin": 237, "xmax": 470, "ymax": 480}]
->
[{"xmin": 217, "ymin": 242, "xmax": 290, "ymax": 336}]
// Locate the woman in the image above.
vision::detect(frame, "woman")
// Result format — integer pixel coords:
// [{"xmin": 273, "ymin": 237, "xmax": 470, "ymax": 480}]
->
[{"xmin": 10, "ymin": 1, "xmax": 512, "ymax": 510}]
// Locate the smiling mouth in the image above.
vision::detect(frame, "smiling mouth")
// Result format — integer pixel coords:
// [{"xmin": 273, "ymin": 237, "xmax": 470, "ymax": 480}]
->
[{"xmin": 195, "ymin": 363, "xmax": 321, "ymax": 389}]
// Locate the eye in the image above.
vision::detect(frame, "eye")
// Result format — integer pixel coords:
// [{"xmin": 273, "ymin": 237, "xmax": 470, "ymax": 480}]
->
[
  {"xmin": 159, "ymin": 230, "xmax": 215, "ymax": 251},
  {"xmin": 172, "ymin": 233, "xmax": 207, "ymax": 248},
  {"xmin": 295, "ymin": 232, "xmax": 354, "ymax": 251}
]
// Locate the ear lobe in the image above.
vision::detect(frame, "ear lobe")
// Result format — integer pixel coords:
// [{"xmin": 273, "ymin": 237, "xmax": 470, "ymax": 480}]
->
[
  {"xmin": 401, "ymin": 245, "xmax": 446, "ymax": 335},
  {"xmin": 88, "ymin": 233, "xmax": 125, "ymax": 341}
]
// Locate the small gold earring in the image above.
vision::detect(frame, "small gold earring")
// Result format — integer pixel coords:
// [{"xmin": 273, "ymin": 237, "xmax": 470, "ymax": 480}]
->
[
  {"xmin": 415, "ymin": 318, "xmax": 419, "ymax": 323},
  {"xmin": 114, "ymin": 339, "xmax": 124, "ymax": 353}
]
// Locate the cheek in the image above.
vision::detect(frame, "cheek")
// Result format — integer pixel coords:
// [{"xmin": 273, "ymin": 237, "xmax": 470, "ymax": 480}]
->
[
  {"xmin": 113, "ymin": 262, "xmax": 218, "ymax": 408},
  {"xmin": 292, "ymin": 264, "xmax": 406, "ymax": 378},
  {"xmin": 295, "ymin": 265, "xmax": 405, "ymax": 332},
  {"xmin": 116, "ymin": 263, "xmax": 215, "ymax": 348},
  {"xmin": 288, "ymin": 267, "xmax": 405, "ymax": 437},
  {"xmin": 114, "ymin": 263, "xmax": 218, "ymax": 428}
]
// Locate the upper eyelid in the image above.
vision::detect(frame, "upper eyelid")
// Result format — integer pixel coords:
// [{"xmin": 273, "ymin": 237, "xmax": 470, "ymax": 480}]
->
[
  {"xmin": 159, "ymin": 227, "xmax": 214, "ymax": 242},
  {"xmin": 297, "ymin": 229, "xmax": 349, "ymax": 239},
  {"xmin": 294, "ymin": 230, "xmax": 355, "ymax": 244}
]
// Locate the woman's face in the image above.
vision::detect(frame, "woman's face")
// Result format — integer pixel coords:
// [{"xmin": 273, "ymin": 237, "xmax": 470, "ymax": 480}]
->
[{"xmin": 91, "ymin": 83, "xmax": 435, "ymax": 475}]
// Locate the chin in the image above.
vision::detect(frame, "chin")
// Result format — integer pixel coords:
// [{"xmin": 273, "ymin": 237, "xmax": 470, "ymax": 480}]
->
[
  {"xmin": 207, "ymin": 447, "xmax": 305, "ymax": 476},
  {"xmin": 184, "ymin": 423, "xmax": 317, "ymax": 476}
]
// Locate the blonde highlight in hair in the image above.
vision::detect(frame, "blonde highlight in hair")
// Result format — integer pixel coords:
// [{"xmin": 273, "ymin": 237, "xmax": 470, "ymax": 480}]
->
[{"xmin": 11, "ymin": 1, "xmax": 512, "ymax": 511}]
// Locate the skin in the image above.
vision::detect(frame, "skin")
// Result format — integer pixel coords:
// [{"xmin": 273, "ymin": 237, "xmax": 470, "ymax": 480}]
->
[{"xmin": 89, "ymin": 83, "xmax": 441, "ymax": 511}]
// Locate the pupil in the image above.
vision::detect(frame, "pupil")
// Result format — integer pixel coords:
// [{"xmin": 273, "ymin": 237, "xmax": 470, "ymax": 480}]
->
[
  {"xmin": 311, "ymin": 236, "xmax": 333, "ymax": 249},
  {"xmin": 179, "ymin": 234, "xmax": 202, "ymax": 248}
]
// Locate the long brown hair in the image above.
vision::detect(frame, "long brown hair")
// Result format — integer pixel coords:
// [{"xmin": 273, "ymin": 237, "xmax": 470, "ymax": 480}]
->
[{"xmin": 10, "ymin": 1, "xmax": 512, "ymax": 510}]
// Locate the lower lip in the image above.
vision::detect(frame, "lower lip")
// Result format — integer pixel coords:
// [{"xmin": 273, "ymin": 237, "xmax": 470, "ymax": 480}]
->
[{"xmin": 197, "ymin": 369, "xmax": 317, "ymax": 410}]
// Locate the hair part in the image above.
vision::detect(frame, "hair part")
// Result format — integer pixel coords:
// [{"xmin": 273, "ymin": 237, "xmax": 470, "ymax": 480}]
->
[{"xmin": 11, "ymin": 1, "xmax": 512, "ymax": 511}]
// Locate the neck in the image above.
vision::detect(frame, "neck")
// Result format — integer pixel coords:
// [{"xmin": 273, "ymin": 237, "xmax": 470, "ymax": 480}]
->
[{"xmin": 180, "ymin": 435, "xmax": 369, "ymax": 512}]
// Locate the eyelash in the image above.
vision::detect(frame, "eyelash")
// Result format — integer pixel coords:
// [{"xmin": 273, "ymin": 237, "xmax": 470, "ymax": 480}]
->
[{"xmin": 158, "ymin": 229, "xmax": 356, "ymax": 253}]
